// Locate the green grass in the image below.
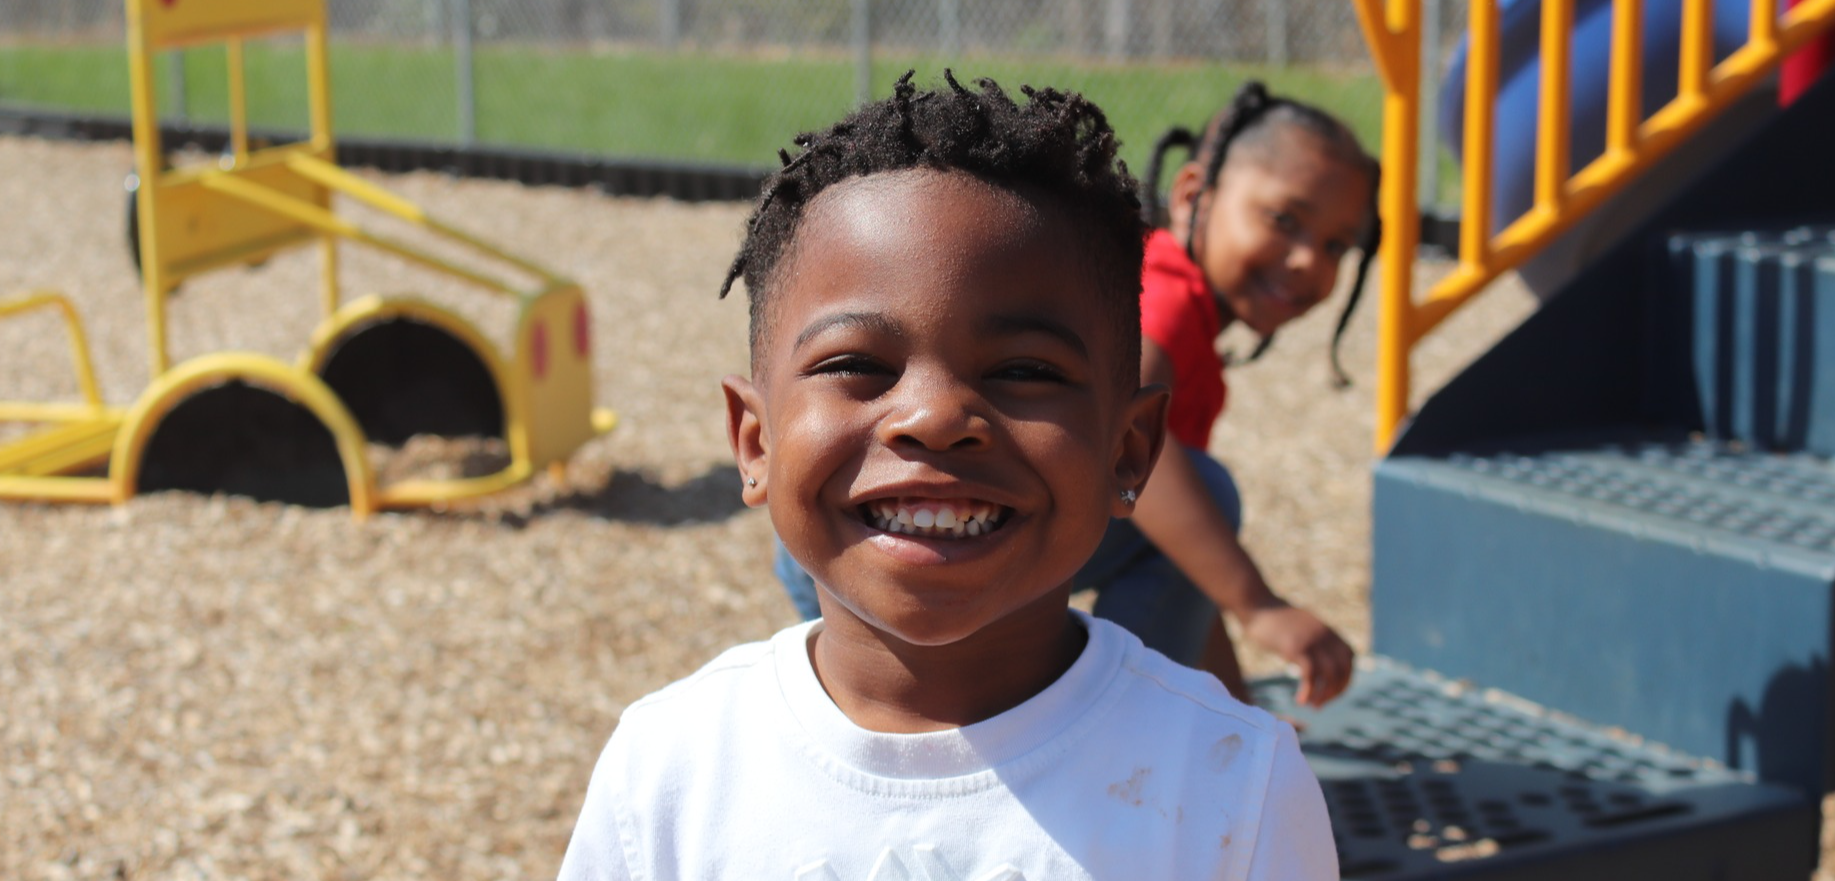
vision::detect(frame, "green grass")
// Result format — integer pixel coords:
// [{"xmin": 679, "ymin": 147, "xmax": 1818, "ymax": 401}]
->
[{"xmin": 0, "ymin": 41, "xmax": 1383, "ymax": 175}]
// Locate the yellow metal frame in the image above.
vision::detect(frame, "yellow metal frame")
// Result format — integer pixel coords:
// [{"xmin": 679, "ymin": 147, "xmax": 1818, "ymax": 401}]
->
[
  {"xmin": 0, "ymin": 0, "xmax": 616, "ymax": 517},
  {"xmin": 0, "ymin": 292, "xmax": 123, "ymax": 503},
  {"xmin": 1358, "ymin": 0, "xmax": 1835, "ymax": 451},
  {"xmin": 0, "ymin": 292, "xmax": 110, "ymax": 424}
]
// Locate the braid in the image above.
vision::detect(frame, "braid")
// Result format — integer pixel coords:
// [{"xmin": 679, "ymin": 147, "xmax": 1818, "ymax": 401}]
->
[
  {"xmin": 1223, "ymin": 333, "xmax": 1277, "ymax": 368},
  {"xmin": 1328, "ymin": 160, "xmax": 1383, "ymax": 388},
  {"xmin": 1185, "ymin": 81, "xmax": 1275, "ymax": 267},
  {"xmin": 722, "ymin": 70, "xmax": 1146, "ymax": 379},
  {"xmin": 1187, "ymin": 81, "xmax": 1279, "ymax": 368},
  {"xmin": 1140, "ymin": 126, "xmax": 1195, "ymax": 225}
]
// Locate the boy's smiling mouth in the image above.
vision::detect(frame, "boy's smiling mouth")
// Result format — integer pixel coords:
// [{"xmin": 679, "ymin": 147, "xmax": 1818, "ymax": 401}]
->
[{"xmin": 859, "ymin": 498, "xmax": 1008, "ymax": 540}]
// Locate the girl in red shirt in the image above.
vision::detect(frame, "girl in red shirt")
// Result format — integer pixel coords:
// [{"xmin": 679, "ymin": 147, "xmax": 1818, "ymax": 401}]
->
[{"xmin": 1074, "ymin": 82, "xmax": 1379, "ymax": 707}]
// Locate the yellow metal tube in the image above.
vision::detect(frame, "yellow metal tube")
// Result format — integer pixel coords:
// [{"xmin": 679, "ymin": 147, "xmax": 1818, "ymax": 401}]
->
[
  {"xmin": 1607, "ymin": 0, "xmax": 1644, "ymax": 155},
  {"xmin": 0, "ymin": 292, "xmax": 106, "ymax": 411},
  {"xmin": 0, "ymin": 475, "xmax": 115, "ymax": 504},
  {"xmin": 305, "ymin": 10, "xmax": 334, "ymax": 151},
  {"xmin": 1460, "ymin": 0, "xmax": 1500, "ymax": 269},
  {"xmin": 375, "ymin": 461, "xmax": 533, "ymax": 509},
  {"xmin": 288, "ymin": 153, "xmax": 427, "ymax": 221},
  {"xmin": 1752, "ymin": 0, "xmax": 1781, "ymax": 50},
  {"xmin": 1349, "ymin": 0, "xmax": 1405, "ymax": 87},
  {"xmin": 198, "ymin": 174, "xmax": 523, "ymax": 296},
  {"xmin": 0, "ymin": 421, "xmax": 117, "ymax": 472},
  {"xmin": 320, "ymin": 236, "xmax": 340, "ymax": 316},
  {"xmin": 1777, "ymin": 0, "xmax": 1835, "ymax": 46},
  {"xmin": 285, "ymin": 154, "xmax": 564, "ymax": 283},
  {"xmin": 1536, "ymin": 0, "xmax": 1574, "ymax": 213},
  {"xmin": 1680, "ymin": 0, "xmax": 1714, "ymax": 104},
  {"xmin": 1368, "ymin": 0, "xmax": 1419, "ymax": 453},
  {"xmin": 0, "ymin": 403, "xmax": 123, "ymax": 423},
  {"xmin": 1375, "ymin": 86, "xmax": 1420, "ymax": 451},
  {"xmin": 126, "ymin": 7, "xmax": 173, "ymax": 377},
  {"xmin": 227, "ymin": 38, "xmax": 249, "ymax": 164}
]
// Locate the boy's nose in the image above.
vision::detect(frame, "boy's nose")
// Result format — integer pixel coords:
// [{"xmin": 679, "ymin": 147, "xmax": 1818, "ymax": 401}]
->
[{"xmin": 878, "ymin": 372, "xmax": 992, "ymax": 452}]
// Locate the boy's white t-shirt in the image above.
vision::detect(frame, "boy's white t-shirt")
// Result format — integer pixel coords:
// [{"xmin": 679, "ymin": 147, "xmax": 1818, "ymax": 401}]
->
[{"xmin": 557, "ymin": 611, "xmax": 1336, "ymax": 881}]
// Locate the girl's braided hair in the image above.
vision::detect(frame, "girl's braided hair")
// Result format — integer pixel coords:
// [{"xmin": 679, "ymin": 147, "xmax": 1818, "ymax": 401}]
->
[
  {"xmin": 1140, "ymin": 81, "xmax": 1382, "ymax": 387},
  {"xmin": 720, "ymin": 71, "xmax": 1147, "ymax": 379}
]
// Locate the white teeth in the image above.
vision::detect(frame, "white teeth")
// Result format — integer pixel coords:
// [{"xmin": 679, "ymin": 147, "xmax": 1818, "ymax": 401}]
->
[{"xmin": 863, "ymin": 501, "xmax": 1006, "ymax": 539}]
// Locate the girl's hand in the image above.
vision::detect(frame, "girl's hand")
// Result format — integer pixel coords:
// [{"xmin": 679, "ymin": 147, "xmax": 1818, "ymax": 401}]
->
[{"xmin": 1241, "ymin": 603, "xmax": 1354, "ymax": 709}]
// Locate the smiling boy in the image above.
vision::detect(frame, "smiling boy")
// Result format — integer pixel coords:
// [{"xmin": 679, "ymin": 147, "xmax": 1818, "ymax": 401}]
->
[{"xmin": 555, "ymin": 73, "xmax": 1335, "ymax": 880}]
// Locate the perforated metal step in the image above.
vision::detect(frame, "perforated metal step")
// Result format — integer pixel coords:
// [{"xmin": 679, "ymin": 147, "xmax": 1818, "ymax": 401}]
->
[
  {"xmin": 1254, "ymin": 660, "xmax": 1817, "ymax": 880},
  {"xmin": 1405, "ymin": 434, "xmax": 1835, "ymax": 573}
]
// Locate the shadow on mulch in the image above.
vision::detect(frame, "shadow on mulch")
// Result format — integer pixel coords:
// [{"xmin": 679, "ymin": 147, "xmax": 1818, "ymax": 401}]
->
[{"xmin": 525, "ymin": 464, "xmax": 750, "ymax": 527}]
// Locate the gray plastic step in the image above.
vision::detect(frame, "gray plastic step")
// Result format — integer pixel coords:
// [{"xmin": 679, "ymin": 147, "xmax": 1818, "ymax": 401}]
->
[
  {"xmin": 1254, "ymin": 659, "xmax": 1817, "ymax": 880},
  {"xmin": 1374, "ymin": 433, "xmax": 1834, "ymax": 804},
  {"xmin": 1432, "ymin": 434, "xmax": 1835, "ymax": 570}
]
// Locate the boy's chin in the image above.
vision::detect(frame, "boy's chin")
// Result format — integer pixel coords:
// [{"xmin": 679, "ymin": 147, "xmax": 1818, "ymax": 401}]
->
[{"xmin": 826, "ymin": 586, "xmax": 1077, "ymax": 650}]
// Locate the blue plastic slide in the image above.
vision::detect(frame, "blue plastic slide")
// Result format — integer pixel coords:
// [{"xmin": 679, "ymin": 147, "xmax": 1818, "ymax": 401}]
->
[{"xmin": 1439, "ymin": 0, "xmax": 1759, "ymax": 235}]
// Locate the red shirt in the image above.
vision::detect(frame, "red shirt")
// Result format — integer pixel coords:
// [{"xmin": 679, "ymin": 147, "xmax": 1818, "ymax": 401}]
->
[{"xmin": 1139, "ymin": 228, "xmax": 1227, "ymax": 450}]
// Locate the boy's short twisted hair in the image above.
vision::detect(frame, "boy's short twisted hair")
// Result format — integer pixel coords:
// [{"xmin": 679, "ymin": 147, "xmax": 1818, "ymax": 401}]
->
[{"xmin": 720, "ymin": 70, "xmax": 1147, "ymax": 379}]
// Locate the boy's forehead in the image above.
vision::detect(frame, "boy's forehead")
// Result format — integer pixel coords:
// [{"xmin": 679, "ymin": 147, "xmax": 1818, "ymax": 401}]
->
[
  {"xmin": 765, "ymin": 170, "xmax": 1070, "ymax": 328},
  {"xmin": 805, "ymin": 169, "xmax": 1048, "ymax": 247},
  {"xmin": 754, "ymin": 168, "xmax": 1121, "ymax": 367}
]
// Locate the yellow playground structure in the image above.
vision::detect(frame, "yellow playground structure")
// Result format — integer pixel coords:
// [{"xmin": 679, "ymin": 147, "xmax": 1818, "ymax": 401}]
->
[{"xmin": 0, "ymin": 0, "xmax": 616, "ymax": 518}]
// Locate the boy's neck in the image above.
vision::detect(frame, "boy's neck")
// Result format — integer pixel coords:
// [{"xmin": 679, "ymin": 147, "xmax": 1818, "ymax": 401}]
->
[{"xmin": 808, "ymin": 595, "xmax": 1088, "ymax": 734}]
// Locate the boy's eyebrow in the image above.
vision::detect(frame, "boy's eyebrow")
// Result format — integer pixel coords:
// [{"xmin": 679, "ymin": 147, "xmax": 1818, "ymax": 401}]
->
[
  {"xmin": 982, "ymin": 314, "xmax": 1089, "ymax": 359},
  {"xmin": 793, "ymin": 311, "xmax": 903, "ymax": 351}
]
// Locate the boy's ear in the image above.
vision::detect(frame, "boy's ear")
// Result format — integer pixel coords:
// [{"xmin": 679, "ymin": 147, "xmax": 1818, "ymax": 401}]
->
[
  {"xmin": 1165, "ymin": 161, "xmax": 1208, "ymax": 241},
  {"xmin": 1113, "ymin": 382, "xmax": 1170, "ymax": 518},
  {"xmin": 722, "ymin": 375, "xmax": 770, "ymax": 508}
]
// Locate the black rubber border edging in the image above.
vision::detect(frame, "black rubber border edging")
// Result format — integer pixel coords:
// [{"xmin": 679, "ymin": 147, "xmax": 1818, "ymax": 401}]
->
[
  {"xmin": 0, "ymin": 107, "xmax": 768, "ymax": 202},
  {"xmin": 0, "ymin": 107, "xmax": 1462, "ymax": 245}
]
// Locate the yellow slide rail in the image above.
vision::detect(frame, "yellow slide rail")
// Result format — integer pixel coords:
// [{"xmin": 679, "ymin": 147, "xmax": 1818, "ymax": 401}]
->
[
  {"xmin": 1356, "ymin": 0, "xmax": 1835, "ymax": 451},
  {"xmin": 0, "ymin": 292, "xmax": 122, "ymax": 503},
  {"xmin": 0, "ymin": 292, "xmax": 112, "ymax": 424}
]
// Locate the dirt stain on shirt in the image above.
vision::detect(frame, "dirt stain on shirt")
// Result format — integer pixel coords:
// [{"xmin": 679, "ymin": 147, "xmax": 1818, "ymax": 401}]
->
[
  {"xmin": 1209, "ymin": 734, "xmax": 1244, "ymax": 773},
  {"xmin": 1107, "ymin": 767, "xmax": 1152, "ymax": 806}
]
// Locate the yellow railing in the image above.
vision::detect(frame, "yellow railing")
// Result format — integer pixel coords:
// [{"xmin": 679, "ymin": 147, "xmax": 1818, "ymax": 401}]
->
[
  {"xmin": 1356, "ymin": 0, "xmax": 1835, "ymax": 451},
  {"xmin": 0, "ymin": 292, "xmax": 109, "ymax": 424}
]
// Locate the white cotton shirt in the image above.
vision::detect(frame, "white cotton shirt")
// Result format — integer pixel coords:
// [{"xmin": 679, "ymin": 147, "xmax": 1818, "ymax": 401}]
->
[{"xmin": 556, "ymin": 611, "xmax": 1337, "ymax": 881}]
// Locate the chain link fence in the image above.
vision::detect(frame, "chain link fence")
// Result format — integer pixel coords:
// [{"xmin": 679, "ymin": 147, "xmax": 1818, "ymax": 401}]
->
[{"xmin": 0, "ymin": 0, "xmax": 1474, "ymax": 185}]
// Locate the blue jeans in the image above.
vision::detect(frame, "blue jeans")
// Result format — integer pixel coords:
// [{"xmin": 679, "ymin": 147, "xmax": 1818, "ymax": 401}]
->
[{"xmin": 773, "ymin": 447, "xmax": 1242, "ymax": 667}]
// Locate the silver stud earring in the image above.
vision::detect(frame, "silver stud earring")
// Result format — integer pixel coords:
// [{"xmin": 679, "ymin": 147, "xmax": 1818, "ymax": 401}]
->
[
  {"xmin": 1120, "ymin": 489, "xmax": 1138, "ymax": 505},
  {"xmin": 747, "ymin": 477, "xmax": 758, "ymax": 488}
]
